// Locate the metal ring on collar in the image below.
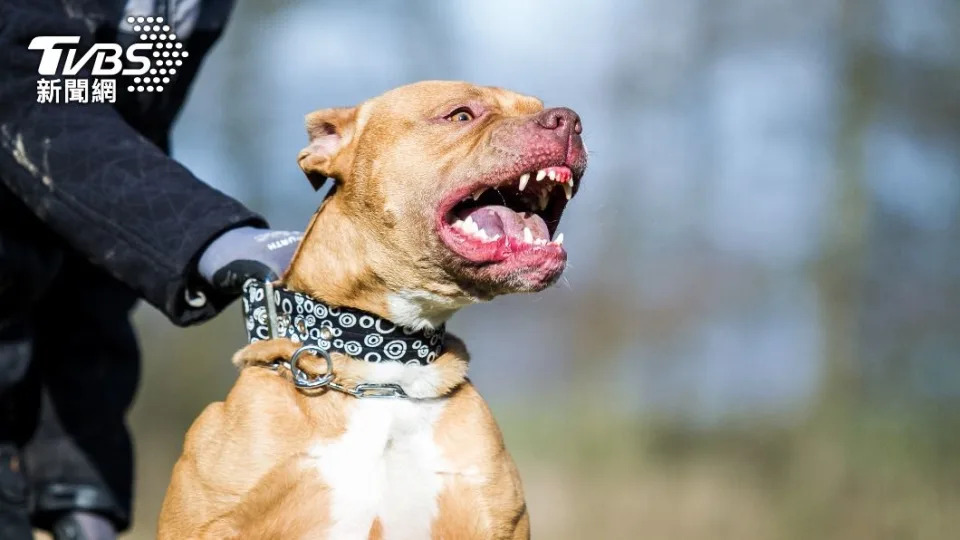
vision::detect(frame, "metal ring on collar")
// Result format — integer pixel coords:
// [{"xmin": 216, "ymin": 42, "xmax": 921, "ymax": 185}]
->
[{"xmin": 289, "ymin": 345, "xmax": 334, "ymax": 389}]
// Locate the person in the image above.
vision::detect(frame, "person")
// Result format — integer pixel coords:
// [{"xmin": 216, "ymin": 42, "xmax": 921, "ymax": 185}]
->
[{"xmin": 0, "ymin": 1, "xmax": 301, "ymax": 538}]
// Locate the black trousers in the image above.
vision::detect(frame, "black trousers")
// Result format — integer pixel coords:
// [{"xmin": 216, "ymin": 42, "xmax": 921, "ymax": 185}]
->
[{"xmin": 0, "ymin": 223, "xmax": 137, "ymax": 537}]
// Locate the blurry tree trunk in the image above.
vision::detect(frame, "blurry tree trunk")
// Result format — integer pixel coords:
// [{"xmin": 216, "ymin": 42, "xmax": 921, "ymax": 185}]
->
[
  {"xmin": 401, "ymin": 0, "xmax": 453, "ymax": 78},
  {"xmin": 221, "ymin": 0, "xmax": 275, "ymax": 211},
  {"xmin": 813, "ymin": 0, "xmax": 877, "ymax": 419}
]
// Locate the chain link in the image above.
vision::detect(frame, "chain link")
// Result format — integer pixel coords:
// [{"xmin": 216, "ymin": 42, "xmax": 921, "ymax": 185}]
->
[{"xmin": 267, "ymin": 345, "xmax": 409, "ymax": 399}]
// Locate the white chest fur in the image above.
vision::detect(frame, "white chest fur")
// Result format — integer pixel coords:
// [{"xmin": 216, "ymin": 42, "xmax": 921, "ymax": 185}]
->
[{"xmin": 309, "ymin": 397, "xmax": 448, "ymax": 540}]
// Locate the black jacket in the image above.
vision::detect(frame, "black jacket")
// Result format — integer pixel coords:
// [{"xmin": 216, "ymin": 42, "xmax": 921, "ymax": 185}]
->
[{"xmin": 0, "ymin": 0, "xmax": 266, "ymax": 326}]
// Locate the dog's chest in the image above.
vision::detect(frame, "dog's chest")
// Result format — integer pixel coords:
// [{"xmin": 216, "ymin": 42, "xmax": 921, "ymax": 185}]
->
[{"xmin": 308, "ymin": 398, "xmax": 448, "ymax": 539}]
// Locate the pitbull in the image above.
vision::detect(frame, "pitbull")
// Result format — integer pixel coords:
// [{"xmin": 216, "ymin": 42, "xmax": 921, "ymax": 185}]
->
[{"xmin": 158, "ymin": 80, "xmax": 586, "ymax": 539}]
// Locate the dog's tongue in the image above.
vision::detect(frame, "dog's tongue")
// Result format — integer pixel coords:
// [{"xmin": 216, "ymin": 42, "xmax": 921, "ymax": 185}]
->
[{"xmin": 457, "ymin": 205, "xmax": 550, "ymax": 240}]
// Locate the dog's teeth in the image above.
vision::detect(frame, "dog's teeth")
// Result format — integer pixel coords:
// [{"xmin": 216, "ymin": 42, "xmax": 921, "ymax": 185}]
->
[
  {"xmin": 539, "ymin": 191, "xmax": 549, "ymax": 210},
  {"xmin": 563, "ymin": 183, "xmax": 573, "ymax": 200},
  {"xmin": 536, "ymin": 170, "xmax": 546, "ymax": 182},
  {"xmin": 554, "ymin": 232, "xmax": 564, "ymax": 245},
  {"xmin": 476, "ymin": 228, "xmax": 489, "ymax": 240},
  {"xmin": 569, "ymin": 177, "xmax": 575, "ymax": 188},
  {"xmin": 452, "ymin": 219, "xmax": 466, "ymax": 230},
  {"xmin": 464, "ymin": 216, "xmax": 479, "ymax": 234},
  {"xmin": 535, "ymin": 238, "xmax": 547, "ymax": 246},
  {"xmin": 472, "ymin": 187, "xmax": 486, "ymax": 200},
  {"xmin": 547, "ymin": 169, "xmax": 557, "ymax": 181},
  {"xmin": 523, "ymin": 227, "xmax": 533, "ymax": 243},
  {"xmin": 518, "ymin": 173, "xmax": 529, "ymax": 191}
]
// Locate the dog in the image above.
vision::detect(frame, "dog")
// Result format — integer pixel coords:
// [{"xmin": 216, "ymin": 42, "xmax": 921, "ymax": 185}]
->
[{"xmin": 158, "ymin": 80, "xmax": 586, "ymax": 539}]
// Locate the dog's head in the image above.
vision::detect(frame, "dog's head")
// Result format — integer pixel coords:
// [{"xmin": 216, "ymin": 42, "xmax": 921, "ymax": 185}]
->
[{"xmin": 296, "ymin": 81, "xmax": 587, "ymax": 310}]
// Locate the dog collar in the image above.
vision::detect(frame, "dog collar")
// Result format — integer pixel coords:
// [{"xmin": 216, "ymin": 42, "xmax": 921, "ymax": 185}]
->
[{"xmin": 240, "ymin": 280, "xmax": 445, "ymax": 366}]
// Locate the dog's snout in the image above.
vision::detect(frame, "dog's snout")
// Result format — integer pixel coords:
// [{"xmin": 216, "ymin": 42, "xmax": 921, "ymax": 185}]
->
[{"xmin": 536, "ymin": 107, "xmax": 582, "ymax": 135}]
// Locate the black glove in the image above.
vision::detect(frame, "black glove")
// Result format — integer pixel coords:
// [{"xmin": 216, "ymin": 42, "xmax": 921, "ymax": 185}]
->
[
  {"xmin": 51, "ymin": 511, "xmax": 115, "ymax": 540},
  {"xmin": 197, "ymin": 227, "xmax": 303, "ymax": 293}
]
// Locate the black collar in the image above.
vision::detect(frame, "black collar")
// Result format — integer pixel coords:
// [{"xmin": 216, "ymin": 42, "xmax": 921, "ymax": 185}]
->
[{"xmin": 240, "ymin": 280, "xmax": 445, "ymax": 366}]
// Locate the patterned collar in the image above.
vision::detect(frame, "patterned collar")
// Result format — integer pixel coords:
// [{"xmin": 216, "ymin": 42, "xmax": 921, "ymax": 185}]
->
[{"xmin": 240, "ymin": 280, "xmax": 445, "ymax": 366}]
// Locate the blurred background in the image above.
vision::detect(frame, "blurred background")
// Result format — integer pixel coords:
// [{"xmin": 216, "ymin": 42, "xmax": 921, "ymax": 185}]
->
[{"xmin": 122, "ymin": 0, "xmax": 960, "ymax": 538}]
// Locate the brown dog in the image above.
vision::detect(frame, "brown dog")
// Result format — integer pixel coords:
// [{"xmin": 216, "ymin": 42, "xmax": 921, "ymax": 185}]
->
[{"xmin": 158, "ymin": 81, "xmax": 586, "ymax": 539}]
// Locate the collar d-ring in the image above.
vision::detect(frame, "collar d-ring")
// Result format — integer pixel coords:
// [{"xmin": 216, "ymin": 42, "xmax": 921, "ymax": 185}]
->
[{"xmin": 289, "ymin": 345, "xmax": 334, "ymax": 389}]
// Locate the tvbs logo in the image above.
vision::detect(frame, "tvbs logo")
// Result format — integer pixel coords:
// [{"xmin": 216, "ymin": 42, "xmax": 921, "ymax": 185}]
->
[
  {"xmin": 28, "ymin": 16, "xmax": 188, "ymax": 104},
  {"xmin": 30, "ymin": 36, "xmax": 152, "ymax": 76}
]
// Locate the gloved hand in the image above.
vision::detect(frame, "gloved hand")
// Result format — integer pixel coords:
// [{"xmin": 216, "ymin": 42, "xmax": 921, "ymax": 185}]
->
[
  {"xmin": 197, "ymin": 227, "xmax": 302, "ymax": 293},
  {"xmin": 51, "ymin": 511, "xmax": 115, "ymax": 540}
]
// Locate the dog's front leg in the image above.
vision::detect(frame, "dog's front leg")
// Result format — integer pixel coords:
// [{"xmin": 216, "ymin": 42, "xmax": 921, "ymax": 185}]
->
[{"xmin": 197, "ymin": 454, "xmax": 335, "ymax": 539}]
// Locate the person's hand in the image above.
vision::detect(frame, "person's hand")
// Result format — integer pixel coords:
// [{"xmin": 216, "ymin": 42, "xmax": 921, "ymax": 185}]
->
[
  {"xmin": 52, "ymin": 511, "xmax": 116, "ymax": 540},
  {"xmin": 197, "ymin": 227, "xmax": 302, "ymax": 293}
]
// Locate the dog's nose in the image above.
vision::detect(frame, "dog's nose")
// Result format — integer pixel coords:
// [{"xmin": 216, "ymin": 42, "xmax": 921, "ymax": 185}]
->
[{"xmin": 536, "ymin": 107, "xmax": 582, "ymax": 135}]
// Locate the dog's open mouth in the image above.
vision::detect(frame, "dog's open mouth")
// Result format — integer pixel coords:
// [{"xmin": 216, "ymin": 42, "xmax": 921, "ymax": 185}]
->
[{"xmin": 438, "ymin": 164, "xmax": 578, "ymax": 265}]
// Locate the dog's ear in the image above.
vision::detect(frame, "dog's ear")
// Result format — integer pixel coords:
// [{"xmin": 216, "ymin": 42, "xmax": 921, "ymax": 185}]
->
[{"xmin": 297, "ymin": 107, "xmax": 357, "ymax": 190}]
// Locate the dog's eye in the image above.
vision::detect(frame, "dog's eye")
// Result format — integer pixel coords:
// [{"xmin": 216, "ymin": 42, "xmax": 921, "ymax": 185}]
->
[{"xmin": 446, "ymin": 107, "xmax": 475, "ymax": 122}]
